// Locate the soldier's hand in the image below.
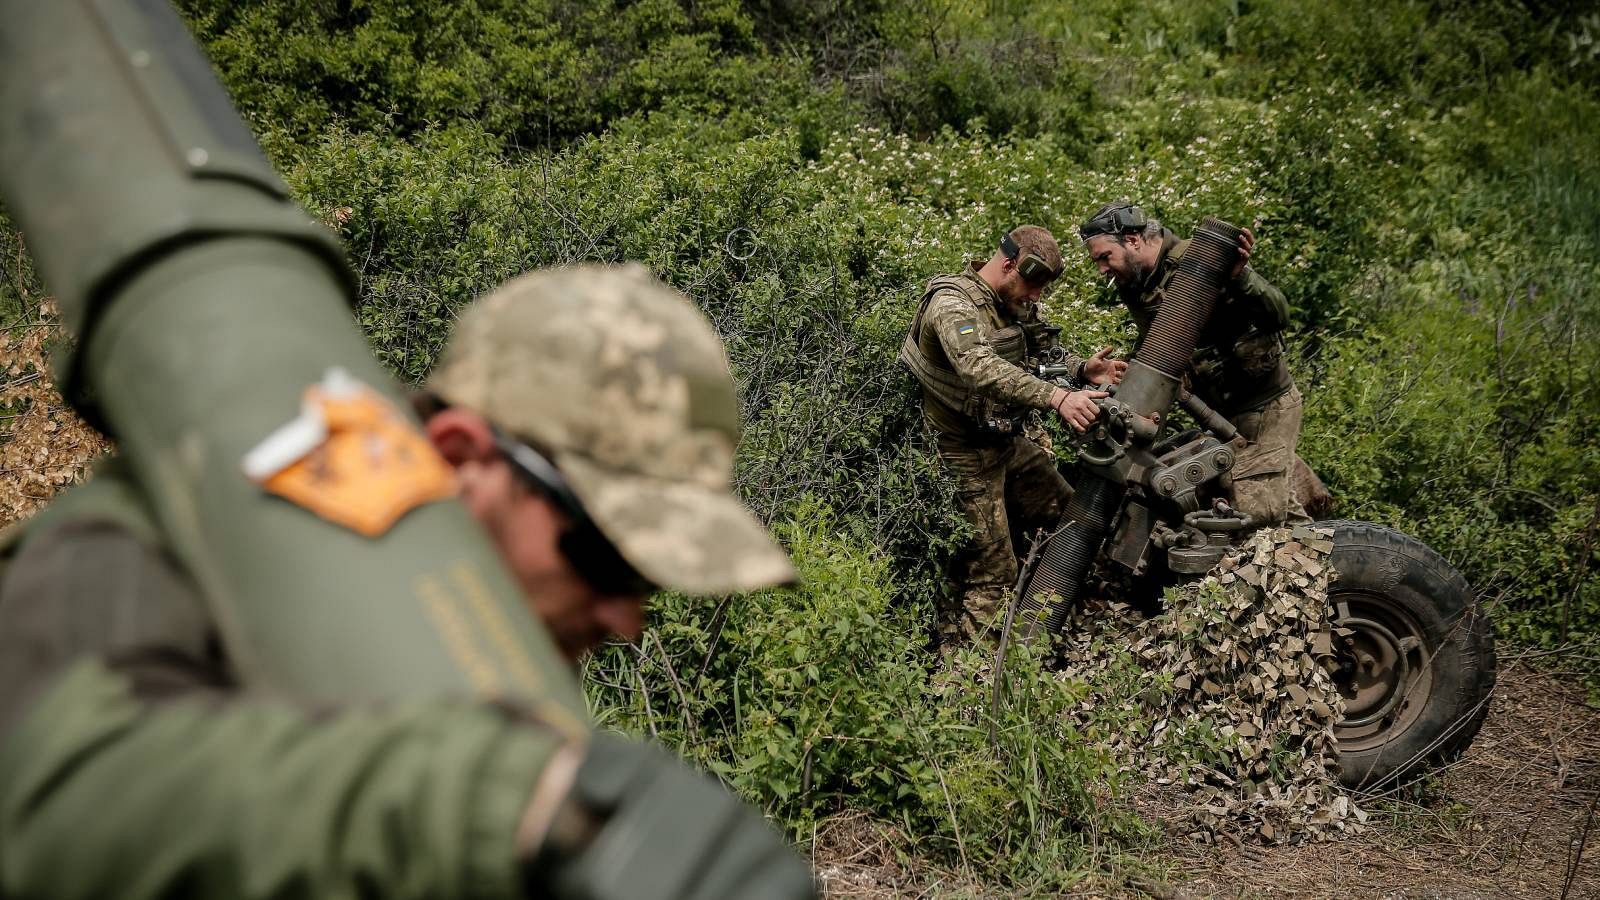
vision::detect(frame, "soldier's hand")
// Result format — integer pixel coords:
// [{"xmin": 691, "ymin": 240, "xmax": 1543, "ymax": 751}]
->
[
  {"xmin": 1050, "ymin": 388, "xmax": 1108, "ymax": 432},
  {"xmin": 1083, "ymin": 346, "xmax": 1128, "ymax": 386},
  {"xmin": 1232, "ymin": 228, "xmax": 1256, "ymax": 278}
]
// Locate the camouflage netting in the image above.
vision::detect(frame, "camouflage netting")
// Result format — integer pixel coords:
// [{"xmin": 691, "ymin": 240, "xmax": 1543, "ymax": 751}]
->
[{"xmin": 1051, "ymin": 525, "xmax": 1368, "ymax": 844}]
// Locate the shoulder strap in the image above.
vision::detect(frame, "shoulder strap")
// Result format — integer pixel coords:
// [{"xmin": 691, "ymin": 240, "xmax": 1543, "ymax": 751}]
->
[
  {"xmin": 1157, "ymin": 238, "xmax": 1190, "ymax": 291},
  {"xmin": 909, "ymin": 273, "xmax": 988, "ymax": 344}
]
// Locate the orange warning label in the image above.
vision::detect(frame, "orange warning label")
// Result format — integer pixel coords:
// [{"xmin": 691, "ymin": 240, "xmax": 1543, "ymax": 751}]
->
[{"xmin": 245, "ymin": 371, "xmax": 457, "ymax": 537}]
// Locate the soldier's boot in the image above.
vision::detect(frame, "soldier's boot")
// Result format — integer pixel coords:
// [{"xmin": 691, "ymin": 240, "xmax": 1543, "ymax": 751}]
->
[{"xmin": 946, "ymin": 588, "xmax": 1006, "ymax": 650}]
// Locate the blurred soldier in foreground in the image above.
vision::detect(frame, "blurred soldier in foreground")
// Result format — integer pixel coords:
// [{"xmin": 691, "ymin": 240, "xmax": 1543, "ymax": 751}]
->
[
  {"xmin": 1078, "ymin": 202, "xmax": 1312, "ymax": 527},
  {"xmin": 0, "ymin": 0, "xmax": 811, "ymax": 894},
  {"xmin": 0, "ymin": 265, "xmax": 812, "ymax": 898},
  {"xmin": 901, "ymin": 226, "xmax": 1125, "ymax": 645}
]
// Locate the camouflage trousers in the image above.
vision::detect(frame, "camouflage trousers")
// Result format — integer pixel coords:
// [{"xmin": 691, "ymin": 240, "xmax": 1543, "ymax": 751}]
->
[
  {"xmin": 1227, "ymin": 386, "xmax": 1312, "ymax": 528},
  {"xmin": 937, "ymin": 428, "xmax": 1071, "ymax": 644}
]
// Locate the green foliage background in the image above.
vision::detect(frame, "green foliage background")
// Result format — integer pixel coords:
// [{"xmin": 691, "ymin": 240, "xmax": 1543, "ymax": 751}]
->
[{"xmin": 7, "ymin": 0, "xmax": 1600, "ymax": 887}]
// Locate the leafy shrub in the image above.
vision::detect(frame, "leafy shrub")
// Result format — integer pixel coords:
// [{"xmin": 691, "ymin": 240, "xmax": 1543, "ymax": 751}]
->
[
  {"xmin": 1299, "ymin": 69, "xmax": 1600, "ymax": 660},
  {"xmin": 178, "ymin": 0, "xmax": 785, "ymax": 148},
  {"xmin": 586, "ymin": 501, "xmax": 1144, "ymax": 887}
]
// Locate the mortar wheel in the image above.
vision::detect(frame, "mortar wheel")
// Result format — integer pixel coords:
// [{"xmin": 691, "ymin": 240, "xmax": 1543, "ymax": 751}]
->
[{"xmin": 1321, "ymin": 520, "xmax": 1497, "ymax": 790}]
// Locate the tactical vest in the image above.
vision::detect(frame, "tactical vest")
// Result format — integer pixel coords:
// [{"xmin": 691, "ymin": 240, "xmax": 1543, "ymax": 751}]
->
[
  {"xmin": 1133, "ymin": 237, "xmax": 1294, "ymax": 414},
  {"xmin": 899, "ymin": 272, "xmax": 1029, "ymax": 436}
]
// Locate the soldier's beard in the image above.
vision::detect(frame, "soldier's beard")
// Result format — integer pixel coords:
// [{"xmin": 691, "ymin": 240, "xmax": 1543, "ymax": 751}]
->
[
  {"xmin": 1110, "ymin": 256, "xmax": 1149, "ymax": 302},
  {"xmin": 998, "ymin": 279, "xmax": 1034, "ymax": 316},
  {"xmin": 1118, "ymin": 256, "xmax": 1149, "ymax": 287}
]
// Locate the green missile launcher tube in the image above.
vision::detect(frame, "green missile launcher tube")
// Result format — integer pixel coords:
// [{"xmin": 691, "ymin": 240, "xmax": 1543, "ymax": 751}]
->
[{"xmin": 0, "ymin": 0, "xmax": 584, "ymax": 724}]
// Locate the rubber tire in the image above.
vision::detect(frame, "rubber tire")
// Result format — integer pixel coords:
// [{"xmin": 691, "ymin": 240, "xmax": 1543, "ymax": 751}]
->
[{"xmin": 1322, "ymin": 520, "xmax": 1497, "ymax": 790}]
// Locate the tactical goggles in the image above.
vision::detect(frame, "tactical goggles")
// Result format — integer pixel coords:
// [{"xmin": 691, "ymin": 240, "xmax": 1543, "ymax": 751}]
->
[
  {"xmin": 1076, "ymin": 202, "xmax": 1148, "ymax": 243},
  {"xmin": 493, "ymin": 429, "xmax": 658, "ymax": 598},
  {"xmin": 1000, "ymin": 231, "xmax": 1062, "ymax": 286}
]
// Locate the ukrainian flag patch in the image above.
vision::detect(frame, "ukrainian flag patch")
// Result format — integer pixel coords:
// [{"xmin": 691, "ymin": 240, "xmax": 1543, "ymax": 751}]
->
[{"xmin": 958, "ymin": 324, "xmax": 976, "ymax": 335}]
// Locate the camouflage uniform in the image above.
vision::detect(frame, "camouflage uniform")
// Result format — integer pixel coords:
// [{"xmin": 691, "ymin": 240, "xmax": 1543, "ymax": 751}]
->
[
  {"xmin": 901, "ymin": 264, "xmax": 1085, "ymax": 642},
  {"xmin": 0, "ymin": 266, "xmax": 810, "ymax": 899},
  {"xmin": 1124, "ymin": 231, "xmax": 1310, "ymax": 527}
]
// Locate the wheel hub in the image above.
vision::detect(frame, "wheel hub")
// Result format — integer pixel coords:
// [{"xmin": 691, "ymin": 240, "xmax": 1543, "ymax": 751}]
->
[
  {"xmin": 1336, "ymin": 615, "xmax": 1407, "ymax": 725},
  {"xmin": 1329, "ymin": 592, "xmax": 1433, "ymax": 752}
]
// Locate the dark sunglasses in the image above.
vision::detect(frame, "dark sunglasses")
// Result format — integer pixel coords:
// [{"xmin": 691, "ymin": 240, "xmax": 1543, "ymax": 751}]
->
[{"xmin": 491, "ymin": 430, "xmax": 658, "ymax": 597}]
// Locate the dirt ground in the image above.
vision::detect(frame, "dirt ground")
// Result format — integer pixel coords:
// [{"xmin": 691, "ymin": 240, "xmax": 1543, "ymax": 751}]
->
[{"xmin": 813, "ymin": 659, "xmax": 1600, "ymax": 899}]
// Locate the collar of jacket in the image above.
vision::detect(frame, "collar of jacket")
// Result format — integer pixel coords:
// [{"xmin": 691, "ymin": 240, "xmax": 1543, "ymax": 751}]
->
[
  {"xmin": 1142, "ymin": 228, "xmax": 1181, "ymax": 293},
  {"xmin": 1118, "ymin": 228, "xmax": 1180, "ymax": 308},
  {"xmin": 963, "ymin": 260, "xmax": 996, "ymax": 300}
]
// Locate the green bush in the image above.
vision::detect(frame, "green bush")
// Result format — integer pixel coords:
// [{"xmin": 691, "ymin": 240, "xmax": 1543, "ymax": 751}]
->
[
  {"xmin": 178, "ymin": 0, "xmax": 787, "ymax": 149},
  {"xmin": 586, "ymin": 501, "xmax": 1144, "ymax": 887},
  {"xmin": 1299, "ymin": 69, "xmax": 1600, "ymax": 658}
]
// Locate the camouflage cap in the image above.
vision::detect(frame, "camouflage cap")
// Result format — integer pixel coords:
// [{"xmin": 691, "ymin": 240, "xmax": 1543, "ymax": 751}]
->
[{"xmin": 428, "ymin": 264, "xmax": 797, "ymax": 594}]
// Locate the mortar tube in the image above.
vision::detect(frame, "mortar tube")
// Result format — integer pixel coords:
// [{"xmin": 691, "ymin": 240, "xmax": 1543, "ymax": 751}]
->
[
  {"xmin": 1020, "ymin": 218, "xmax": 1241, "ymax": 638},
  {"xmin": 1017, "ymin": 475, "xmax": 1126, "ymax": 638},
  {"xmin": 1134, "ymin": 218, "xmax": 1245, "ymax": 384}
]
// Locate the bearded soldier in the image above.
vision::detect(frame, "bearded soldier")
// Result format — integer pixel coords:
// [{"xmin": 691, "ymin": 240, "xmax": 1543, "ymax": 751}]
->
[
  {"xmin": 902, "ymin": 226, "xmax": 1124, "ymax": 644},
  {"xmin": 1078, "ymin": 202, "xmax": 1311, "ymax": 527}
]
